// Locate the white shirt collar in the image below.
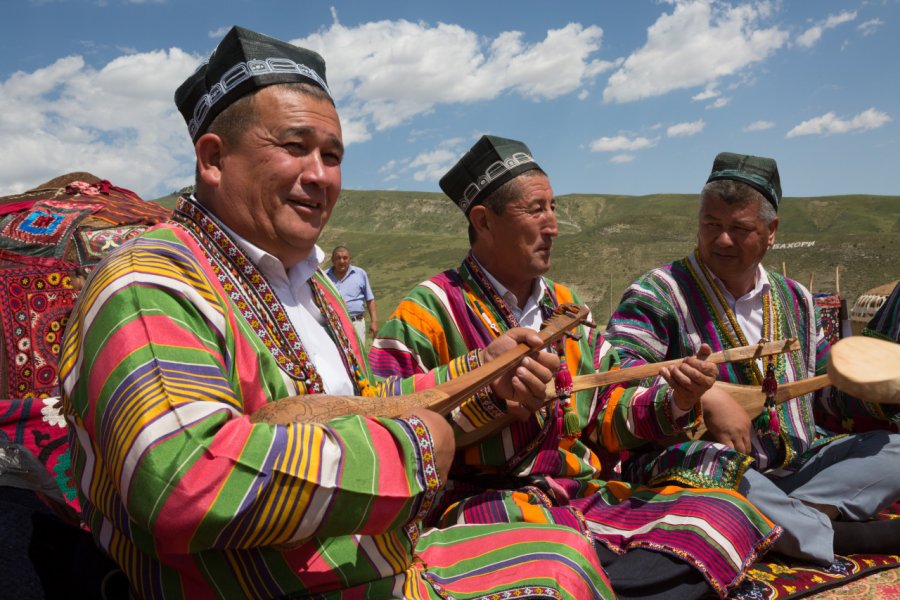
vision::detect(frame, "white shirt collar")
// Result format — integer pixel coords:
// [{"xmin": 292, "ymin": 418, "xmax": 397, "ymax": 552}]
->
[
  {"xmin": 210, "ymin": 214, "xmax": 324, "ymax": 287},
  {"xmin": 471, "ymin": 254, "xmax": 547, "ymax": 328},
  {"xmin": 710, "ymin": 263, "xmax": 770, "ymax": 306}
]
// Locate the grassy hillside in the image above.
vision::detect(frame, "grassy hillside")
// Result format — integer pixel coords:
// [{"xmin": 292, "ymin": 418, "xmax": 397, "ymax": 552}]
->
[
  {"xmin": 154, "ymin": 190, "xmax": 900, "ymax": 328},
  {"xmin": 318, "ymin": 191, "xmax": 899, "ymax": 327}
]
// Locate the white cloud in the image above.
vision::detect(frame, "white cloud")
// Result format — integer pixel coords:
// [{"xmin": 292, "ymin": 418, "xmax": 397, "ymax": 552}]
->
[
  {"xmin": 707, "ymin": 96, "xmax": 731, "ymax": 109},
  {"xmin": 408, "ymin": 149, "xmax": 458, "ymax": 182},
  {"xmin": 858, "ymin": 18, "xmax": 884, "ymax": 36},
  {"xmin": 744, "ymin": 120, "xmax": 774, "ymax": 132},
  {"xmin": 378, "ymin": 137, "xmax": 467, "ymax": 183},
  {"xmin": 603, "ymin": 0, "xmax": 788, "ymax": 103},
  {"xmin": 0, "ymin": 49, "xmax": 200, "ymax": 197},
  {"xmin": 589, "ymin": 135, "xmax": 658, "ymax": 152},
  {"xmin": 1, "ymin": 17, "xmax": 615, "ymax": 197},
  {"xmin": 208, "ymin": 26, "xmax": 230, "ymax": 39},
  {"xmin": 379, "ymin": 159, "xmax": 400, "ymax": 174},
  {"xmin": 578, "ymin": 90, "xmax": 590, "ymax": 100},
  {"xmin": 667, "ymin": 119, "xmax": 705, "ymax": 137},
  {"xmin": 610, "ymin": 154, "xmax": 636, "ymax": 164},
  {"xmin": 786, "ymin": 108, "xmax": 891, "ymax": 137},
  {"xmin": 294, "ymin": 19, "xmax": 614, "ymax": 136},
  {"xmin": 796, "ymin": 10, "xmax": 857, "ymax": 48},
  {"xmin": 692, "ymin": 87, "xmax": 719, "ymax": 101}
]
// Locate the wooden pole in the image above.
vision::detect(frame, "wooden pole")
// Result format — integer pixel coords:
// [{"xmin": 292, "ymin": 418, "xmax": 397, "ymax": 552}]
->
[
  {"xmin": 608, "ymin": 272, "xmax": 613, "ymax": 317},
  {"xmin": 782, "ymin": 261, "xmax": 787, "ymax": 277},
  {"xmin": 835, "ymin": 265, "xmax": 841, "ymax": 296}
]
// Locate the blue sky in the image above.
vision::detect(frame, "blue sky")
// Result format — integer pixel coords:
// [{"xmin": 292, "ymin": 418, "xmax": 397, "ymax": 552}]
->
[{"xmin": 2, "ymin": 0, "xmax": 898, "ymax": 200}]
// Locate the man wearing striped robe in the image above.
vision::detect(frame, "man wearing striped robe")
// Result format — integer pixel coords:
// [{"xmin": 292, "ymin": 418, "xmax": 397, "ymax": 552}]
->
[
  {"xmin": 371, "ymin": 135, "xmax": 781, "ymax": 600},
  {"xmin": 58, "ymin": 27, "xmax": 616, "ymax": 600},
  {"xmin": 605, "ymin": 152, "xmax": 900, "ymax": 565}
]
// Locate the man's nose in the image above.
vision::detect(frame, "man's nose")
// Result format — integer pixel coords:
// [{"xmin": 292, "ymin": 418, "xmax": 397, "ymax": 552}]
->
[
  {"xmin": 543, "ymin": 211, "xmax": 559, "ymax": 236},
  {"xmin": 715, "ymin": 230, "xmax": 734, "ymax": 246},
  {"xmin": 300, "ymin": 151, "xmax": 327, "ymax": 185}
]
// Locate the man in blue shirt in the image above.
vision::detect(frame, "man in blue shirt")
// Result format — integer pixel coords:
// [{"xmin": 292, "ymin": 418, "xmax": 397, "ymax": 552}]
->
[{"xmin": 326, "ymin": 245, "xmax": 377, "ymax": 342}]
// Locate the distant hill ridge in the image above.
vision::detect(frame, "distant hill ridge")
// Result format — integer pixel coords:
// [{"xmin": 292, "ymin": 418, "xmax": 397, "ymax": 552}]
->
[{"xmin": 153, "ymin": 189, "xmax": 900, "ymax": 327}]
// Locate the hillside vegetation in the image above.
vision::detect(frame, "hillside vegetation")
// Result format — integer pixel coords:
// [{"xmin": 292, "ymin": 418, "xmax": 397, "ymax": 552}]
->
[{"xmin": 156, "ymin": 190, "xmax": 900, "ymax": 327}]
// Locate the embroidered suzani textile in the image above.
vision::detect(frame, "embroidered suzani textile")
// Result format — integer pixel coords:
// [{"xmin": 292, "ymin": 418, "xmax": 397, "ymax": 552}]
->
[
  {"xmin": 59, "ymin": 197, "xmax": 614, "ymax": 600},
  {"xmin": 371, "ymin": 255, "xmax": 780, "ymax": 597}
]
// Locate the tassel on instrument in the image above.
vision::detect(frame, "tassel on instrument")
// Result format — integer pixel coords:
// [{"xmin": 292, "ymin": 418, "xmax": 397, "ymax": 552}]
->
[
  {"xmin": 759, "ymin": 362, "xmax": 781, "ymax": 439},
  {"xmin": 553, "ymin": 347, "xmax": 580, "ymax": 439},
  {"xmin": 556, "ymin": 368, "xmax": 580, "ymax": 437},
  {"xmin": 547, "ymin": 304, "xmax": 585, "ymax": 439}
]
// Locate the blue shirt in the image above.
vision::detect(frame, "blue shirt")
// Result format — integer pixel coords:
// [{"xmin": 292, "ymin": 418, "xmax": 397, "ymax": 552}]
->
[{"xmin": 325, "ymin": 265, "xmax": 374, "ymax": 317}]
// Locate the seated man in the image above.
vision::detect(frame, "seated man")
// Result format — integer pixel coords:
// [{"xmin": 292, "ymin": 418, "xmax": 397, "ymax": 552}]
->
[
  {"xmin": 371, "ymin": 135, "xmax": 780, "ymax": 600},
  {"xmin": 60, "ymin": 27, "xmax": 614, "ymax": 599},
  {"xmin": 605, "ymin": 152, "xmax": 900, "ymax": 564},
  {"xmin": 816, "ymin": 280, "xmax": 900, "ymax": 433}
]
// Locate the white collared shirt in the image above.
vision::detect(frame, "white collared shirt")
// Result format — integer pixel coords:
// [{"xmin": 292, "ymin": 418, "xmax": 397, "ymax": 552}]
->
[
  {"xmin": 710, "ymin": 265, "xmax": 770, "ymax": 373},
  {"xmin": 710, "ymin": 265, "xmax": 770, "ymax": 344},
  {"xmin": 214, "ymin": 216, "xmax": 355, "ymax": 395},
  {"xmin": 473, "ymin": 255, "xmax": 547, "ymax": 331}
]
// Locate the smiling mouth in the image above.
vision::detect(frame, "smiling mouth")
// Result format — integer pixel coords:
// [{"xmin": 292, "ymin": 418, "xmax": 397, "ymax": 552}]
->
[{"xmin": 289, "ymin": 198, "xmax": 321, "ymax": 210}]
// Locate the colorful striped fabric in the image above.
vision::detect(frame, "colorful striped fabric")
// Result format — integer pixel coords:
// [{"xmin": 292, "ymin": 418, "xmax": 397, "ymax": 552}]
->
[
  {"xmin": 817, "ymin": 281, "xmax": 900, "ymax": 434},
  {"xmin": 605, "ymin": 252, "xmax": 841, "ymax": 488},
  {"xmin": 864, "ymin": 282, "xmax": 900, "ymax": 343},
  {"xmin": 370, "ymin": 256, "xmax": 780, "ymax": 597},
  {"xmin": 58, "ymin": 197, "xmax": 614, "ymax": 600}
]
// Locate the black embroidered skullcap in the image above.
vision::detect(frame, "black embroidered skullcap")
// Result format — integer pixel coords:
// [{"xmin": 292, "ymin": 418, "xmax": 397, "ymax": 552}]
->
[
  {"xmin": 175, "ymin": 26, "xmax": 332, "ymax": 141},
  {"xmin": 706, "ymin": 151, "xmax": 782, "ymax": 211},
  {"xmin": 439, "ymin": 135, "xmax": 542, "ymax": 214}
]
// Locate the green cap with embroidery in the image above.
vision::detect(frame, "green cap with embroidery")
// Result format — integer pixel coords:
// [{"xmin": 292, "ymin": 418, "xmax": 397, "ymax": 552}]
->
[{"xmin": 707, "ymin": 151, "xmax": 782, "ymax": 211}]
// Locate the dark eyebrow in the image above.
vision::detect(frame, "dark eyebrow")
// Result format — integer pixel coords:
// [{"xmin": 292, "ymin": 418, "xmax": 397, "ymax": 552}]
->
[
  {"xmin": 283, "ymin": 126, "xmax": 344, "ymax": 155},
  {"xmin": 326, "ymin": 133, "xmax": 344, "ymax": 156}
]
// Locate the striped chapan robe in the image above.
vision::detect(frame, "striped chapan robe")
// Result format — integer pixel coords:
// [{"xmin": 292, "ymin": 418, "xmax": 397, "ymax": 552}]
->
[
  {"xmin": 817, "ymin": 281, "xmax": 900, "ymax": 434},
  {"xmin": 605, "ymin": 251, "xmax": 842, "ymax": 489},
  {"xmin": 370, "ymin": 254, "xmax": 780, "ymax": 598},
  {"xmin": 59, "ymin": 197, "xmax": 614, "ymax": 600}
]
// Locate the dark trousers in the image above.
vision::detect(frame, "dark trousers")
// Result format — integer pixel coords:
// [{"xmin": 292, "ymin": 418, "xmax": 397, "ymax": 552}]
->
[
  {"xmin": 0, "ymin": 486, "xmax": 129, "ymax": 599},
  {"xmin": 595, "ymin": 543, "xmax": 713, "ymax": 600}
]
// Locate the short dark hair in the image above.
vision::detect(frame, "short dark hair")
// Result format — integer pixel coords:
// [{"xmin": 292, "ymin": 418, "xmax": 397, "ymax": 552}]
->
[
  {"xmin": 700, "ymin": 179, "xmax": 777, "ymax": 225},
  {"xmin": 467, "ymin": 169, "xmax": 546, "ymax": 245}
]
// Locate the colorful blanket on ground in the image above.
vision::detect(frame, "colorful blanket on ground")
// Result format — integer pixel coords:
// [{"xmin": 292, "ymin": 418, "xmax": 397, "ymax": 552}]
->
[{"xmin": 729, "ymin": 504, "xmax": 900, "ymax": 599}]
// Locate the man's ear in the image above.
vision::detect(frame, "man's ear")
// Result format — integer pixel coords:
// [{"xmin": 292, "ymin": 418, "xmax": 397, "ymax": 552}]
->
[
  {"xmin": 195, "ymin": 133, "xmax": 225, "ymax": 188},
  {"xmin": 469, "ymin": 205, "xmax": 490, "ymax": 237},
  {"xmin": 767, "ymin": 217, "xmax": 780, "ymax": 247}
]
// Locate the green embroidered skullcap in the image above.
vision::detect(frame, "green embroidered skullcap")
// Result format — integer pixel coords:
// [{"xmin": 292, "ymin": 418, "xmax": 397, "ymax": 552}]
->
[
  {"xmin": 175, "ymin": 26, "xmax": 332, "ymax": 141},
  {"xmin": 707, "ymin": 151, "xmax": 782, "ymax": 211},
  {"xmin": 440, "ymin": 135, "xmax": 541, "ymax": 214}
]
